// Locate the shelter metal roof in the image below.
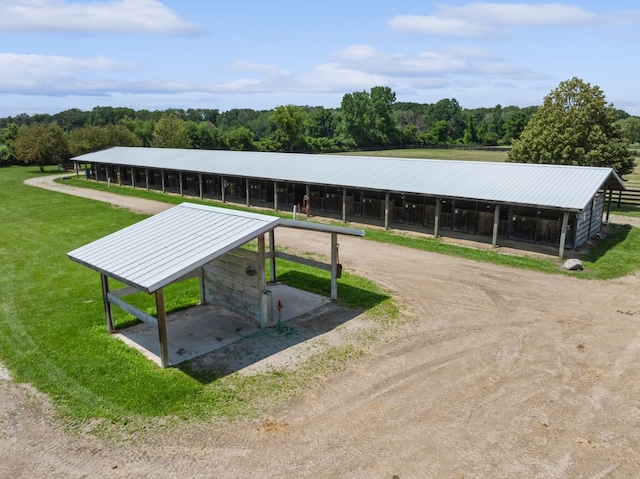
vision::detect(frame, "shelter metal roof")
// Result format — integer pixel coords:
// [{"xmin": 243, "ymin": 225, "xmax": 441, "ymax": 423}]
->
[
  {"xmin": 75, "ymin": 147, "xmax": 626, "ymax": 212},
  {"xmin": 67, "ymin": 203, "xmax": 280, "ymax": 293}
]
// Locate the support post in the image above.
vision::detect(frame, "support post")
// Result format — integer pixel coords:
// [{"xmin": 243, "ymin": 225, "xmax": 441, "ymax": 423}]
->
[
  {"xmin": 199, "ymin": 269, "xmax": 206, "ymax": 305},
  {"xmin": 246, "ymin": 180, "xmax": 250, "ymax": 207},
  {"xmin": 269, "ymin": 229, "xmax": 276, "ymax": 282},
  {"xmin": 161, "ymin": 170, "xmax": 166, "ymax": 193},
  {"xmin": 100, "ymin": 274, "xmax": 114, "ymax": 333},
  {"xmin": 179, "ymin": 172, "xmax": 184, "ymax": 196},
  {"xmin": 131, "ymin": 167, "xmax": 135, "ymax": 187},
  {"xmin": 492, "ymin": 204, "xmax": 500, "ymax": 249},
  {"xmin": 199, "ymin": 174, "xmax": 204, "ymax": 199},
  {"xmin": 145, "ymin": 168, "xmax": 150, "ymax": 190},
  {"xmin": 384, "ymin": 192, "xmax": 390, "ymax": 230},
  {"xmin": 559, "ymin": 211, "xmax": 570, "ymax": 260},
  {"xmin": 342, "ymin": 188, "xmax": 347, "ymax": 223},
  {"xmin": 221, "ymin": 177, "xmax": 226, "ymax": 203},
  {"xmin": 155, "ymin": 289, "xmax": 170, "ymax": 368},
  {"xmin": 274, "ymin": 181, "xmax": 278, "ymax": 211},
  {"xmin": 434, "ymin": 198, "xmax": 441, "ymax": 238},
  {"xmin": 605, "ymin": 188, "xmax": 612, "ymax": 222},
  {"xmin": 330, "ymin": 232, "xmax": 338, "ymax": 300}
]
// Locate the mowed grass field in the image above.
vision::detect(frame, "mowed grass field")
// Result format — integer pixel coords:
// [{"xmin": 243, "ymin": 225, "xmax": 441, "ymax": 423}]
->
[{"xmin": 2, "ymin": 147, "xmax": 640, "ymax": 428}]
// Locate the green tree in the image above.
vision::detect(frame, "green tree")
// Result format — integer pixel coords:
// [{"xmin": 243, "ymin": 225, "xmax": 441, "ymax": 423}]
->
[
  {"xmin": 617, "ymin": 116, "xmax": 640, "ymax": 145},
  {"xmin": 269, "ymin": 105, "xmax": 309, "ymax": 151},
  {"xmin": 151, "ymin": 114, "xmax": 192, "ymax": 149},
  {"xmin": 509, "ymin": 77, "xmax": 636, "ymax": 176},
  {"xmin": 462, "ymin": 115, "xmax": 479, "ymax": 144},
  {"xmin": 68, "ymin": 125, "xmax": 141, "ymax": 156},
  {"xmin": 15, "ymin": 123, "xmax": 69, "ymax": 171},
  {"xmin": 340, "ymin": 86, "xmax": 399, "ymax": 147},
  {"xmin": 225, "ymin": 126, "xmax": 255, "ymax": 151}
]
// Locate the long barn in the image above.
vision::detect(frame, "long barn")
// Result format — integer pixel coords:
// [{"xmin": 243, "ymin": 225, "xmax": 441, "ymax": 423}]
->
[{"xmin": 73, "ymin": 146, "xmax": 626, "ymax": 259}]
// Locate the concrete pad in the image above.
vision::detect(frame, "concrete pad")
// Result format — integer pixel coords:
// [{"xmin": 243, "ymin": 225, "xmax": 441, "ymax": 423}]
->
[{"xmin": 114, "ymin": 284, "xmax": 331, "ymax": 367}]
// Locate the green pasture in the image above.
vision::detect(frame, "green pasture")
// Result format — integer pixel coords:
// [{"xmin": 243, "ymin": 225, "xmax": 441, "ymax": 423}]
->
[
  {"xmin": 0, "ymin": 166, "xmax": 394, "ymax": 428},
  {"xmin": 2, "ymin": 154, "xmax": 640, "ymax": 428}
]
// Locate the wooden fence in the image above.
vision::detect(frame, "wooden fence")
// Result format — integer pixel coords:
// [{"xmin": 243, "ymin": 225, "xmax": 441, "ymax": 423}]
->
[{"xmin": 612, "ymin": 189, "xmax": 640, "ymax": 207}]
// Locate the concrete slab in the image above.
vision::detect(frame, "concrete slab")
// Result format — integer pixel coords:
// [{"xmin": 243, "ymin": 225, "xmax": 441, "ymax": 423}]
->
[{"xmin": 114, "ymin": 284, "xmax": 332, "ymax": 367}]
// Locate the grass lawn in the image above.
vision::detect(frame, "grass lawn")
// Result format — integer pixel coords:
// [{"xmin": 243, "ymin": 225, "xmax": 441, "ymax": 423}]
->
[
  {"xmin": 2, "ymin": 157, "xmax": 640, "ymax": 428},
  {"xmin": 0, "ymin": 166, "xmax": 394, "ymax": 428}
]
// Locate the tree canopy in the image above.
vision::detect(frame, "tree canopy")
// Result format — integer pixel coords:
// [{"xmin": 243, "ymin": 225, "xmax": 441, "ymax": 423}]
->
[
  {"xmin": 15, "ymin": 123, "xmax": 69, "ymax": 171},
  {"xmin": 509, "ymin": 77, "xmax": 636, "ymax": 176}
]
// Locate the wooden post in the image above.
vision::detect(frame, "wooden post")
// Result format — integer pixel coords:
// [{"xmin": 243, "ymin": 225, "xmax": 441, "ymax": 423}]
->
[
  {"xmin": 199, "ymin": 269, "xmax": 206, "ymax": 305},
  {"xmin": 131, "ymin": 167, "xmax": 135, "ymax": 187},
  {"xmin": 492, "ymin": 204, "xmax": 500, "ymax": 249},
  {"xmin": 274, "ymin": 181, "xmax": 278, "ymax": 211},
  {"xmin": 605, "ymin": 188, "xmax": 612, "ymax": 222},
  {"xmin": 161, "ymin": 170, "xmax": 166, "ymax": 193},
  {"xmin": 268, "ymin": 229, "xmax": 276, "ymax": 282},
  {"xmin": 384, "ymin": 192, "xmax": 390, "ymax": 230},
  {"xmin": 145, "ymin": 168, "xmax": 150, "ymax": 190},
  {"xmin": 434, "ymin": 198, "xmax": 441, "ymax": 238},
  {"xmin": 246, "ymin": 180, "xmax": 250, "ymax": 207},
  {"xmin": 155, "ymin": 289, "xmax": 170, "ymax": 368},
  {"xmin": 559, "ymin": 211, "xmax": 570, "ymax": 260},
  {"xmin": 330, "ymin": 232, "xmax": 338, "ymax": 300},
  {"xmin": 179, "ymin": 172, "xmax": 184, "ymax": 196},
  {"xmin": 342, "ymin": 188, "xmax": 347, "ymax": 223},
  {"xmin": 221, "ymin": 177, "xmax": 226, "ymax": 203},
  {"xmin": 199, "ymin": 174, "xmax": 204, "ymax": 199},
  {"xmin": 100, "ymin": 274, "xmax": 114, "ymax": 333}
]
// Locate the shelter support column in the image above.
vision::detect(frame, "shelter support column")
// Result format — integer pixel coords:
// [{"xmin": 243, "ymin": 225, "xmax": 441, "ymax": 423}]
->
[
  {"xmin": 330, "ymin": 233, "xmax": 338, "ymax": 300},
  {"xmin": 199, "ymin": 174, "xmax": 204, "ymax": 199},
  {"xmin": 384, "ymin": 193, "xmax": 390, "ymax": 230},
  {"xmin": 559, "ymin": 211, "xmax": 570, "ymax": 260},
  {"xmin": 342, "ymin": 188, "xmax": 347, "ymax": 223},
  {"xmin": 130, "ymin": 167, "xmax": 135, "ymax": 187},
  {"xmin": 100, "ymin": 274, "xmax": 114, "ymax": 334},
  {"xmin": 434, "ymin": 198, "xmax": 441, "ymax": 238},
  {"xmin": 161, "ymin": 170, "xmax": 165, "ymax": 193},
  {"xmin": 155, "ymin": 289, "xmax": 170, "ymax": 368},
  {"xmin": 246, "ymin": 180, "xmax": 250, "ymax": 207},
  {"xmin": 268, "ymin": 229, "xmax": 276, "ymax": 282},
  {"xmin": 221, "ymin": 177, "xmax": 226, "ymax": 203},
  {"xmin": 179, "ymin": 172, "xmax": 184, "ymax": 196},
  {"xmin": 145, "ymin": 168, "xmax": 150, "ymax": 190},
  {"xmin": 492, "ymin": 204, "xmax": 500, "ymax": 249}
]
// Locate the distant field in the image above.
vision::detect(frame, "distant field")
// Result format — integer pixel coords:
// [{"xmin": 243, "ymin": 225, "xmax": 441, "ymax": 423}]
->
[{"xmin": 336, "ymin": 148, "xmax": 509, "ymax": 162}]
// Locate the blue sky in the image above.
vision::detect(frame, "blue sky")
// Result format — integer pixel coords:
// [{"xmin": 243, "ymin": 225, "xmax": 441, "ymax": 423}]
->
[{"xmin": 1, "ymin": 0, "xmax": 639, "ymax": 117}]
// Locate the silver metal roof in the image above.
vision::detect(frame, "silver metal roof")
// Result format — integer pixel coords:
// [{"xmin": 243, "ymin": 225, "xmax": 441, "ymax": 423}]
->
[
  {"xmin": 67, "ymin": 202, "xmax": 364, "ymax": 293},
  {"xmin": 75, "ymin": 147, "xmax": 626, "ymax": 212},
  {"xmin": 67, "ymin": 203, "xmax": 280, "ymax": 293}
]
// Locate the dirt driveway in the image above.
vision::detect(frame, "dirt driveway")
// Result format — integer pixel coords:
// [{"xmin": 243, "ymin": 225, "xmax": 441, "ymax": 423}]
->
[{"xmin": 2, "ymin": 176, "xmax": 640, "ymax": 478}]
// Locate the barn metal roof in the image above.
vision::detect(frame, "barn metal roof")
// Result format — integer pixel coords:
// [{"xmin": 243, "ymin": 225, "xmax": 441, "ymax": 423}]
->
[
  {"xmin": 67, "ymin": 203, "xmax": 280, "ymax": 293},
  {"xmin": 74, "ymin": 147, "xmax": 626, "ymax": 212},
  {"xmin": 68, "ymin": 202, "xmax": 365, "ymax": 294}
]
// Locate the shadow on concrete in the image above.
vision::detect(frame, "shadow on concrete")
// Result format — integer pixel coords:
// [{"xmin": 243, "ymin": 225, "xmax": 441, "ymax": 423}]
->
[{"xmin": 114, "ymin": 283, "xmax": 371, "ymax": 382}]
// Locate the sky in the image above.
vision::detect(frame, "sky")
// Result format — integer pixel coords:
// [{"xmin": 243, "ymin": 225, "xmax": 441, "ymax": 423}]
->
[{"xmin": 1, "ymin": 0, "xmax": 639, "ymax": 117}]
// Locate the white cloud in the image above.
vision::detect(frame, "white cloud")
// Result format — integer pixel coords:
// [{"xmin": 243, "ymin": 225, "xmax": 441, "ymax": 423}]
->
[
  {"xmin": 0, "ymin": 0, "xmax": 202, "ymax": 34},
  {"xmin": 389, "ymin": 2, "xmax": 599, "ymax": 38}
]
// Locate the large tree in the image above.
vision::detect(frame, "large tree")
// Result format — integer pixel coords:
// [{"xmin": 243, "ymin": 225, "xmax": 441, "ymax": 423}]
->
[
  {"xmin": 269, "ymin": 104, "xmax": 309, "ymax": 151},
  {"xmin": 340, "ymin": 86, "xmax": 399, "ymax": 147},
  {"xmin": 15, "ymin": 123, "xmax": 69, "ymax": 171},
  {"xmin": 151, "ymin": 113, "xmax": 192, "ymax": 149},
  {"xmin": 509, "ymin": 77, "xmax": 635, "ymax": 176}
]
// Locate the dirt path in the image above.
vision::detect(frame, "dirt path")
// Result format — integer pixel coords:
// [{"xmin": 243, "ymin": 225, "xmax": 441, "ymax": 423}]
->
[{"xmin": 3, "ymin": 175, "xmax": 640, "ymax": 478}]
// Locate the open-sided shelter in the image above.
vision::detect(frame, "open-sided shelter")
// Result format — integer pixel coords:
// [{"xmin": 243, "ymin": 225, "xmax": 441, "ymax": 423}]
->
[{"xmin": 68, "ymin": 203, "xmax": 364, "ymax": 367}]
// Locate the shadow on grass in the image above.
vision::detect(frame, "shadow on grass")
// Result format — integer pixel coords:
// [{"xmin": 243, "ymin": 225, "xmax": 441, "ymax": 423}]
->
[{"xmin": 581, "ymin": 224, "xmax": 630, "ymax": 263}]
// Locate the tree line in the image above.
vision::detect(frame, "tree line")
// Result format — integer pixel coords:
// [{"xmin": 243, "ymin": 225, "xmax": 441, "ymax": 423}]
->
[{"xmin": 1, "ymin": 81, "xmax": 638, "ymax": 175}]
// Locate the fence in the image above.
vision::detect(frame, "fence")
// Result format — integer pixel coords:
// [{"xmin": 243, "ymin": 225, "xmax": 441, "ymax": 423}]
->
[{"xmin": 612, "ymin": 189, "xmax": 640, "ymax": 207}]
